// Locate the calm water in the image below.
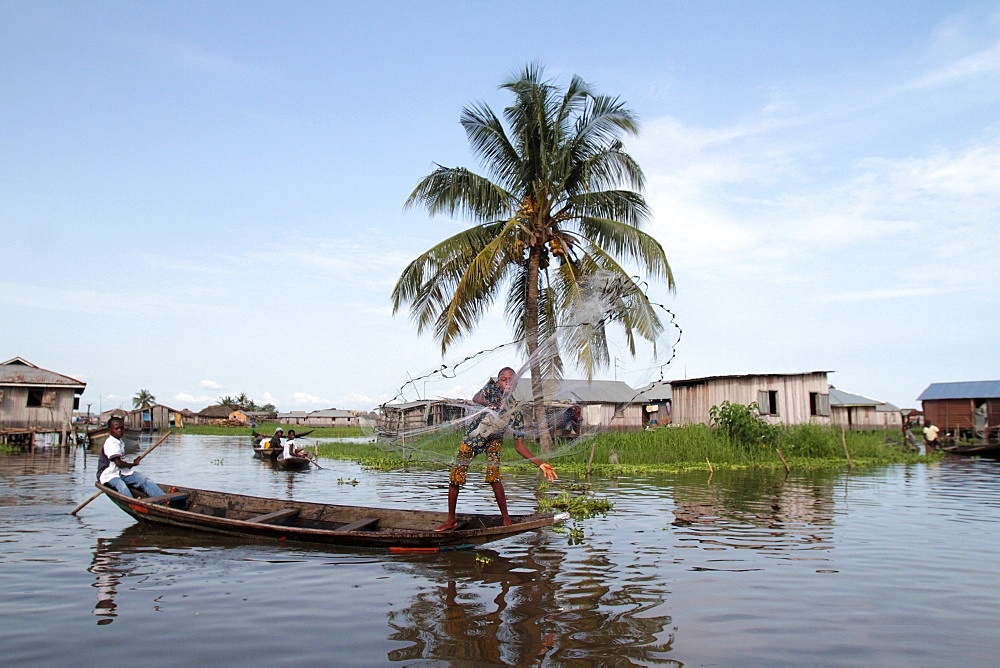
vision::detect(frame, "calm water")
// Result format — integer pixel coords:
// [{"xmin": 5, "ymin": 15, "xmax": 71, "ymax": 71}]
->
[{"xmin": 1, "ymin": 435, "xmax": 998, "ymax": 666}]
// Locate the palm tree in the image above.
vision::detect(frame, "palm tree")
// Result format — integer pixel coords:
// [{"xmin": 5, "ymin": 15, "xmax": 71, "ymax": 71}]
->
[
  {"xmin": 392, "ymin": 63, "xmax": 674, "ymax": 450},
  {"xmin": 132, "ymin": 389, "xmax": 155, "ymax": 409}
]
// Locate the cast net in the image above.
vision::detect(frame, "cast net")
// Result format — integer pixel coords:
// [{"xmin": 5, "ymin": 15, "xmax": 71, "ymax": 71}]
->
[{"xmin": 371, "ymin": 273, "xmax": 682, "ymax": 466}]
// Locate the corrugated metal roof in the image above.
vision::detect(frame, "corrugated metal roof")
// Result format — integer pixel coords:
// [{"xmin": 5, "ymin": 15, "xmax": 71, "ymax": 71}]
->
[
  {"xmin": 308, "ymin": 409, "xmax": 355, "ymax": 418},
  {"xmin": 0, "ymin": 357, "xmax": 86, "ymax": 389},
  {"xmin": 830, "ymin": 388, "xmax": 882, "ymax": 407},
  {"xmin": 670, "ymin": 371, "xmax": 832, "ymax": 387},
  {"xmin": 513, "ymin": 379, "xmax": 638, "ymax": 403},
  {"xmin": 917, "ymin": 381, "xmax": 1000, "ymax": 401},
  {"xmin": 634, "ymin": 382, "xmax": 672, "ymax": 401}
]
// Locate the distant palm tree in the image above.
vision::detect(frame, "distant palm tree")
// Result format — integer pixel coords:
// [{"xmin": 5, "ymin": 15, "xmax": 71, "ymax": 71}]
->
[
  {"xmin": 393, "ymin": 63, "xmax": 673, "ymax": 449},
  {"xmin": 132, "ymin": 389, "xmax": 155, "ymax": 409}
]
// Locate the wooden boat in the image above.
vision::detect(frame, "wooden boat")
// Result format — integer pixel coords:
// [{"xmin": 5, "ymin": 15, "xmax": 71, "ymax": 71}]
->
[
  {"xmin": 250, "ymin": 429, "xmax": 314, "ymax": 442},
  {"xmin": 96, "ymin": 482, "xmax": 569, "ymax": 549},
  {"xmin": 935, "ymin": 442, "xmax": 1000, "ymax": 457},
  {"xmin": 251, "ymin": 430, "xmax": 315, "ymax": 460},
  {"xmin": 253, "ymin": 444, "xmax": 283, "ymax": 460},
  {"xmin": 276, "ymin": 454, "xmax": 313, "ymax": 470}
]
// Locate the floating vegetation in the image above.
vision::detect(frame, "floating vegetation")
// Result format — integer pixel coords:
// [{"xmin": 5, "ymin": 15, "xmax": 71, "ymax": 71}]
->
[
  {"xmin": 551, "ymin": 523, "xmax": 587, "ymax": 545},
  {"xmin": 336, "ymin": 477, "xmax": 360, "ymax": 486},
  {"xmin": 538, "ymin": 489, "xmax": 613, "ymax": 519}
]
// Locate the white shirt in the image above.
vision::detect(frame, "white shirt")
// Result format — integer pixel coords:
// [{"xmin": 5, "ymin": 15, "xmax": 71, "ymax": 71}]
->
[
  {"xmin": 283, "ymin": 438, "xmax": 298, "ymax": 458},
  {"xmin": 99, "ymin": 434, "xmax": 135, "ymax": 483}
]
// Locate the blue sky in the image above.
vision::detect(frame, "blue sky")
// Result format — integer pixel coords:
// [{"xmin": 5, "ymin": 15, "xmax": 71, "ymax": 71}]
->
[{"xmin": 2, "ymin": 1, "xmax": 998, "ymax": 413}]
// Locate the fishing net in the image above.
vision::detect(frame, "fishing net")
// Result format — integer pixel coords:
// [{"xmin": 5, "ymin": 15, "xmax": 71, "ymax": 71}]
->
[{"xmin": 372, "ymin": 273, "xmax": 682, "ymax": 466}]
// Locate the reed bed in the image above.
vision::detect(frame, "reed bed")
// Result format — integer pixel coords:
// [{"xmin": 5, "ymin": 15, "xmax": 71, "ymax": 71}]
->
[{"xmin": 311, "ymin": 424, "xmax": 932, "ymax": 473}]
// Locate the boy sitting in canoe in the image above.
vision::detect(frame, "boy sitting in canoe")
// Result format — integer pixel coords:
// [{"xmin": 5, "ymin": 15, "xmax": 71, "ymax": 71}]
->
[{"xmin": 282, "ymin": 430, "xmax": 309, "ymax": 459}]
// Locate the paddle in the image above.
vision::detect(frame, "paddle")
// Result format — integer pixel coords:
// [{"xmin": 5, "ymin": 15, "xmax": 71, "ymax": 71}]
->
[
  {"xmin": 70, "ymin": 430, "xmax": 172, "ymax": 515},
  {"xmin": 310, "ymin": 443, "xmax": 325, "ymax": 469}
]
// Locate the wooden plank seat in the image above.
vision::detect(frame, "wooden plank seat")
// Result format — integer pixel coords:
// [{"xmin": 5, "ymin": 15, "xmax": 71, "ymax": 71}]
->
[
  {"xmin": 140, "ymin": 491, "xmax": 190, "ymax": 505},
  {"xmin": 338, "ymin": 517, "xmax": 379, "ymax": 532},
  {"xmin": 246, "ymin": 508, "xmax": 300, "ymax": 524}
]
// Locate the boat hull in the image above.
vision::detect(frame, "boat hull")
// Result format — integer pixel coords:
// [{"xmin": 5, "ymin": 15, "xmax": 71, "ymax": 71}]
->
[
  {"xmin": 97, "ymin": 482, "xmax": 567, "ymax": 549},
  {"xmin": 252, "ymin": 445, "xmax": 282, "ymax": 460},
  {"xmin": 276, "ymin": 455, "xmax": 312, "ymax": 470}
]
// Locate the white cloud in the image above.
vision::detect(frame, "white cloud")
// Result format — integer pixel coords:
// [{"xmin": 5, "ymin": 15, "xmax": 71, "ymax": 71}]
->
[
  {"xmin": 288, "ymin": 392, "xmax": 330, "ymax": 407},
  {"xmin": 173, "ymin": 392, "xmax": 217, "ymax": 407},
  {"xmin": 199, "ymin": 380, "xmax": 222, "ymax": 390}
]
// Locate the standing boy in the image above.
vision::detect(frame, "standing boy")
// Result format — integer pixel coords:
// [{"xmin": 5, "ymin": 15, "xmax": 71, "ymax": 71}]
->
[{"xmin": 435, "ymin": 366, "xmax": 557, "ymax": 531}]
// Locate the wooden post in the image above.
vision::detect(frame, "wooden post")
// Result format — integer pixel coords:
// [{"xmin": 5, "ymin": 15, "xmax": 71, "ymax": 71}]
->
[
  {"xmin": 841, "ymin": 426, "xmax": 852, "ymax": 469},
  {"xmin": 775, "ymin": 448, "xmax": 790, "ymax": 474}
]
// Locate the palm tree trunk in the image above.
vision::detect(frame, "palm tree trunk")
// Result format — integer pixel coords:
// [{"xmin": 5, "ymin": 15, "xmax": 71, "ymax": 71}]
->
[{"xmin": 526, "ymin": 246, "xmax": 554, "ymax": 452}]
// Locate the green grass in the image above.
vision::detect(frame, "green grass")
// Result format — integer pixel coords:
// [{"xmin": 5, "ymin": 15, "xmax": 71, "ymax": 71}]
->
[
  {"xmin": 169, "ymin": 423, "xmax": 934, "ymax": 473},
  {"xmin": 310, "ymin": 424, "xmax": 936, "ymax": 474},
  {"xmin": 179, "ymin": 424, "xmax": 365, "ymax": 438}
]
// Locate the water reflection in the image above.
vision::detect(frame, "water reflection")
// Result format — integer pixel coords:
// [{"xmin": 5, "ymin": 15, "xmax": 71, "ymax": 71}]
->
[
  {"xmin": 385, "ymin": 534, "xmax": 676, "ymax": 666},
  {"xmin": 5, "ymin": 436, "xmax": 999, "ymax": 666},
  {"xmin": 89, "ymin": 534, "xmax": 127, "ymax": 624},
  {"xmin": 670, "ymin": 470, "xmax": 837, "ymax": 566},
  {"xmin": 0, "ymin": 446, "xmax": 76, "ymax": 478},
  {"xmin": 385, "ymin": 541, "xmax": 557, "ymax": 664}
]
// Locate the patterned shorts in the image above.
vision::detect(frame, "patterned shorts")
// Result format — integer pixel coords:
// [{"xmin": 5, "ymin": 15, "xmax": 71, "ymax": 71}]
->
[{"xmin": 449, "ymin": 433, "xmax": 503, "ymax": 485}]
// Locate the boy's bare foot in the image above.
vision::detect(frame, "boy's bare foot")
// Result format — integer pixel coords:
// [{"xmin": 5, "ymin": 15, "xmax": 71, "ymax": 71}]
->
[{"xmin": 433, "ymin": 520, "xmax": 457, "ymax": 532}]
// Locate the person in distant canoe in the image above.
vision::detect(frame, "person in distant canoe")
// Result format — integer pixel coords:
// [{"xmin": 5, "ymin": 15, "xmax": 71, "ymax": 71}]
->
[
  {"xmin": 434, "ymin": 366, "xmax": 557, "ymax": 532},
  {"xmin": 923, "ymin": 420, "xmax": 940, "ymax": 451},
  {"xmin": 97, "ymin": 416, "xmax": 164, "ymax": 498},
  {"xmin": 268, "ymin": 427, "xmax": 284, "ymax": 450},
  {"xmin": 282, "ymin": 429, "xmax": 309, "ymax": 459}
]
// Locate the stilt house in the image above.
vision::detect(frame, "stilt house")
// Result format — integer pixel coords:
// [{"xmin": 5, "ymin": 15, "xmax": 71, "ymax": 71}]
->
[
  {"xmin": 917, "ymin": 380, "xmax": 1000, "ymax": 440},
  {"xmin": 0, "ymin": 357, "xmax": 86, "ymax": 445}
]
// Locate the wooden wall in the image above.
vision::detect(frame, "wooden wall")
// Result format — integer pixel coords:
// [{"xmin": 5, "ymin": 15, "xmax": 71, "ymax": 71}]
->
[
  {"xmin": 672, "ymin": 373, "xmax": 832, "ymax": 427},
  {"xmin": 922, "ymin": 398, "xmax": 996, "ymax": 437},
  {"xmin": 0, "ymin": 385, "xmax": 78, "ymax": 443}
]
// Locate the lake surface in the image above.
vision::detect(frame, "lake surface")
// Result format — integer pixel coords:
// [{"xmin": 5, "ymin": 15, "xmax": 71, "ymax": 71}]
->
[{"xmin": 1, "ymin": 434, "xmax": 998, "ymax": 666}]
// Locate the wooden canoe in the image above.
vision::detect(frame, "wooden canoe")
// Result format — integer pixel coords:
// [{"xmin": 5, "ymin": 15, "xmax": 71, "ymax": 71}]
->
[
  {"xmin": 96, "ymin": 482, "xmax": 569, "ymax": 549},
  {"xmin": 276, "ymin": 454, "xmax": 312, "ymax": 470},
  {"xmin": 253, "ymin": 444, "xmax": 283, "ymax": 460},
  {"xmin": 936, "ymin": 442, "xmax": 1000, "ymax": 457}
]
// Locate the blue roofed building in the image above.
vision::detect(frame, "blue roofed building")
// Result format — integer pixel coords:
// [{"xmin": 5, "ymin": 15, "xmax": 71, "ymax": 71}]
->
[{"xmin": 917, "ymin": 381, "xmax": 1000, "ymax": 440}]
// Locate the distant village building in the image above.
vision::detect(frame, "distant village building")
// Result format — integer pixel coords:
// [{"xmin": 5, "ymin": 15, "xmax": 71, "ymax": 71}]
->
[
  {"xmin": 276, "ymin": 409, "xmax": 361, "ymax": 427},
  {"xmin": 875, "ymin": 402, "xmax": 904, "ymax": 430},
  {"xmin": 918, "ymin": 380, "xmax": 1000, "ymax": 440},
  {"xmin": 377, "ymin": 378, "xmax": 644, "ymax": 441},
  {"xmin": 193, "ymin": 404, "xmax": 235, "ymax": 425},
  {"xmin": 0, "ymin": 357, "xmax": 86, "ymax": 445},
  {"xmin": 669, "ymin": 372, "xmax": 832, "ymax": 427},
  {"xmin": 376, "ymin": 400, "xmax": 467, "ymax": 440},
  {"xmin": 513, "ymin": 378, "xmax": 644, "ymax": 432},
  {"xmin": 635, "ymin": 381, "xmax": 672, "ymax": 426},
  {"xmin": 829, "ymin": 387, "xmax": 900, "ymax": 431},
  {"xmin": 121, "ymin": 403, "xmax": 184, "ymax": 431}
]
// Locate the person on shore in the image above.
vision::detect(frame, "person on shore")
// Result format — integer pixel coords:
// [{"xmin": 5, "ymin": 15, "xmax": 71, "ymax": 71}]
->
[
  {"xmin": 434, "ymin": 366, "xmax": 557, "ymax": 532},
  {"xmin": 923, "ymin": 420, "xmax": 940, "ymax": 452},
  {"xmin": 97, "ymin": 416, "xmax": 164, "ymax": 498}
]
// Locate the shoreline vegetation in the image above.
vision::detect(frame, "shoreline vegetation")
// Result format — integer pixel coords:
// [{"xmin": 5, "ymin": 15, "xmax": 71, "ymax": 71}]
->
[{"xmin": 178, "ymin": 424, "xmax": 939, "ymax": 474}]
